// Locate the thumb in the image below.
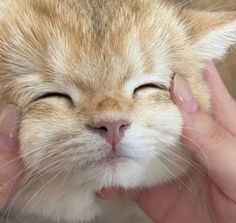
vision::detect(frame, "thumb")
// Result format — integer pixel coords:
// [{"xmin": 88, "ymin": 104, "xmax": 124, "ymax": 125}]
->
[
  {"xmin": 172, "ymin": 74, "xmax": 236, "ymax": 202},
  {"xmin": 0, "ymin": 105, "xmax": 18, "ymax": 151},
  {"xmin": 0, "ymin": 105, "xmax": 22, "ymax": 208}
]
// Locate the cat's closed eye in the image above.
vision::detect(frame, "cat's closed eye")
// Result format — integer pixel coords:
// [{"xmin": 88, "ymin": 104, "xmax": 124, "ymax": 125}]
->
[
  {"xmin": 133, "ymin": 83, "xmax": 168, "ymax": 95},
  {"xmin": 35, "ymin": 92, "xmax": 73, "ymax": 103}
]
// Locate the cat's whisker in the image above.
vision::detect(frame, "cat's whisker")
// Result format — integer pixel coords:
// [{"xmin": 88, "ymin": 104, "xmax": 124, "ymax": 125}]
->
[
  {"xmin": 155, "ymin": 155, "xmax": 196, "ymax": 194},
  {"xmin": 5, "ymin": 162, "xmax": 67, "ymax": 219},
  {"xmin": 163, "ymin": 146, "xmax": 204, "ymax": 175},
  {"xmin": 160, "ymin": 147, "xmax": 206, "ymax": 192},
  {"xmin": 207, "ymin": 3, "xmax": 236, "ymax": 12},
  {"xmin": 166, "ymin": 156, "xmax": 201, "ymax": 194},
  {"xmin": 180, "ymin": 134, "xmax": 210, "ymax": 174},
  {"xmin": 160, "ymin": 128, "xmax": 209, "ymax": 169},
  {"xmin": 25, "ymin": 159, "xmax": 65, "ymax": 175},
  {"xmin": 157, "ymin": 128, "xmax": 210, "ymax": 176},
  {"xmin": 52, "ymin": 167, "xmax": 73, "ymax": 220},
  {"xmin": 0, "ymin": 170, "xmax": 27, "ymax": 220},
  {"xmin": 0, "ymin": 170, "xmax": 24, "ymax": 192},
  {"xmin": 14, "ymin": 170, "xmax": 63, "ymax": 221},
  {"xmin": 183, "ymin": 2, "xmax": 236, "ymax": 27},
  {"xmin": 18, "ymin": 141, "xmax": 87, "ymax": 173},
  {"xmin": 173, "ymin": 0, "xmax": 194, "ymax": 10},
  {"xmin": 0, "ymin": 148, "xmax": 46, "ymax": 171},
  {"xmin": 181, "ymin": 126, "xmax": 213, "ymax": 134},
  {"xmin": 0, "ymin": 139, "xmax": 78, "ymax": 171},
  {"xmin": 6, "ymin": 167, "xmax": 62, "ymax": 219},
  {"xmin": 5, "ymin": 173, "xmax": 45, "ymax": 220},
  {"xmin": 0, "ymin": 0, "xmax": 235, "ymax": 221}
]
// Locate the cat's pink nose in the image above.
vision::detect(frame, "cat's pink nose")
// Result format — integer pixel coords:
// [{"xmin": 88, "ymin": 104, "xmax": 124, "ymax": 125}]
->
[{"xmin": 91, "ymin": 119, "xmax": 130, "ymax": 147}]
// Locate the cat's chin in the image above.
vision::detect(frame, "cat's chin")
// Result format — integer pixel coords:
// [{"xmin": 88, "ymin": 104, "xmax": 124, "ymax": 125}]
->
[
  {"xmin": 90, "ymin": 151, "xmax": 191, "ymax": 190},
  {"xmin": 11, "ymin": 146, "xmax": 191, "ymax": 222},
  {"xmin": 11, "ymin": 163, "xmax": 189, "ymax": 223}
]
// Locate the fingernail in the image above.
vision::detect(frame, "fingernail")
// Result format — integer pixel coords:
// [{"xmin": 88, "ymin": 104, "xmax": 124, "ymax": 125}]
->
[
  {"xmin": 0, "ymin": 133, "xmax": 17, "ymax": 151},
  {"xmin": 173, "ymin": 74, "xmax": 198, "ymax": 113},
  {"xmin": 0, "ymin": 105, "xmax": 18, "ymax": 139}
]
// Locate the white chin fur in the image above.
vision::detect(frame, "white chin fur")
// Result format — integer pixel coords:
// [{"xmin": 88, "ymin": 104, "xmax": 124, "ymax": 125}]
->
[{"xmin": 13, "ymin": 144, "xmax": 189, "ymax": 223}]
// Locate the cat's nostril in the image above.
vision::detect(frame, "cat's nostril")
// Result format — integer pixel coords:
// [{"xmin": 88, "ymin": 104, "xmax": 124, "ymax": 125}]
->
[
  {"xmin": 94, "ymin": 126, "xmax": 108, "ymax": 132},
  {"xmin": 89, "ymin": 119, "xmax": 130, "ymax": 147},
  {"xmin": 120, "ymin": 123, "xmax": 129, "ymax": 129}
]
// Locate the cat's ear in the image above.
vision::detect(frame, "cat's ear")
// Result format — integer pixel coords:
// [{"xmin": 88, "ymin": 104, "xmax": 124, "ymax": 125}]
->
[{"xmin": 182, "ymin": 10, "xmax": 236, "ymax": 60}]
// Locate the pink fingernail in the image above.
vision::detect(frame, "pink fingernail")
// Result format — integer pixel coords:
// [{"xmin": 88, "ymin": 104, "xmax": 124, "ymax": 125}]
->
[
  {"xmin": 0, "ymin": 133, "xmax": 17, "ymax": 151},
  {"xmin": 173, "ymin": 74, "xmax": 198, "ymax": 113},
  {"xmin": 203, "ymin": 61, "xmax": 218, "ymax": 81},
  {"xmin": 0, "ymin": 105, "xmax": 18, "ymax": 139}
]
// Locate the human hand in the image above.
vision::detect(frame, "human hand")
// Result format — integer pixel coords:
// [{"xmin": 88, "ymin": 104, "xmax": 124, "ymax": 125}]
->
[
  {"xmin": 0, "ymin": 105, "xmax": 22, "ymax": 209},
  {"xmin": 98, "ymin": 62, "xmax": 236, "ymax": 223}
]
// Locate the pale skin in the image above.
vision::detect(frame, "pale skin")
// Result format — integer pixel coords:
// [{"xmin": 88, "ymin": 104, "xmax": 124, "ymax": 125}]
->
[
  {"xmin": 0, "ymin": 62, "xmax": 236, "ymax": 223},
  {"xmin": 0, "ymin": 105, "xmax": 22, "ymax": 210}
]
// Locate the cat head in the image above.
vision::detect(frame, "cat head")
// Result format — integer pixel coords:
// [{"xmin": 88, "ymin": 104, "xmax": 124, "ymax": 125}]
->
[{"xmin": 0, "ymin": 0, "xmax": 235, "ymax": 190}]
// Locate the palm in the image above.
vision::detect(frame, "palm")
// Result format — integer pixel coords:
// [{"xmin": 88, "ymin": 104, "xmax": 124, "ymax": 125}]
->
[{"xmin": 136, "ymin": 168, "xmax": 235, "ymax": 223}]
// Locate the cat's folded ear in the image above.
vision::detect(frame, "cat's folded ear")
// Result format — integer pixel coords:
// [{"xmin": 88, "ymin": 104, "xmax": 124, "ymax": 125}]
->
[{"xmin": 182, "ymin": 10, "xmax": 236, "ymax": 60}]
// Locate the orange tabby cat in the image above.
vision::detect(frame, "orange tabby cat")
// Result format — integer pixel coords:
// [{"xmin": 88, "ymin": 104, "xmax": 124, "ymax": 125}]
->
[{"xmin": 0, "ymin": 0, "xmax": 235, "ymax": 222}]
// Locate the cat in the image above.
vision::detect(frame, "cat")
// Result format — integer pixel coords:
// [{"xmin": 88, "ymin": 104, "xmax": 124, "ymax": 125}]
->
[{"xmin": 0, "ymin": 0, "xmax": 235, "ymax": 222}]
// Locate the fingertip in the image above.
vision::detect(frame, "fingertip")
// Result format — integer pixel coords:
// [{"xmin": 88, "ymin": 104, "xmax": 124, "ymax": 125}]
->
[
  {"xmin": 172, "ymin": 74, "xmax": 198, "ymax": 113},
  {"xmin": 0, "ymin": 133, "xmax": 18, "ymax": 152},
  {"xmin": 0, "ymin": 104, "xmax": 18, "ymax": 139},
  {"xmin": 203, "ymin": 61, "xmax": 230, "ymax": 99},
  {"xmin": 203, "ymin": 60, "xmax": 219, "ymax": 78},
  {"xmin": 0, "ymin": 105, "xmax": 19, "ymax": 152},
  {"xmin": 96, "ymin": 188, "xmax": 119, "ymax": 200}
]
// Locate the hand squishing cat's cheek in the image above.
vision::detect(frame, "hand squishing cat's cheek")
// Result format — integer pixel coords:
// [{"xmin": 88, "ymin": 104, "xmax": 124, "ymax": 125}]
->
[{"xmin": 0, "ymin": 1, "xmax": 235, "ymax": 222}]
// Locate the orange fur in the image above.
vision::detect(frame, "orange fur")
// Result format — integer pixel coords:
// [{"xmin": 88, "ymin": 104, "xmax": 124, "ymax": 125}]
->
[{"xmin": 0, "ymin": 1, "xmax": 235, "ymax": 222}]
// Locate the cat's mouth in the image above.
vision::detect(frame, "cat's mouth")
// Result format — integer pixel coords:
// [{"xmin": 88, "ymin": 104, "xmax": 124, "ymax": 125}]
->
[
  {"xmin": 78, "ymin": 148, "xmax": 138, "ymax": 170},
  {"xmin": 93, "ymin": 149, "xmax": 137, "ymax": 167},
  {"xmin": 101, "ymin": 151, "xmax": 133, "ymax": 165}
]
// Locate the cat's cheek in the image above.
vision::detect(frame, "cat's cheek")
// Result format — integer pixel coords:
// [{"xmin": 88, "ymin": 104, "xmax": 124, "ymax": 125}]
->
[
  {"xmin": 92, "ymin": 102, "xmax": 188, "ymax": 188},
  {"xmin": 124, "ymin": 102, "xmax": 189, "ymax": 186},
  {"xmin": 17, "ymin": 105, "xmax": 75, "ymax": 170}
]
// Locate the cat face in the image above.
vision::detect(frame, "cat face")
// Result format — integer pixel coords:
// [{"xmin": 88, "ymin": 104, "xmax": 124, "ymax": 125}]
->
[{"xmin": 0, "ymin": 1, "xmax": 235, "ymax": 191}]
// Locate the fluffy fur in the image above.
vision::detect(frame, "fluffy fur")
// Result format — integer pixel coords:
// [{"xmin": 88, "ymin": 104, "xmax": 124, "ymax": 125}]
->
[
  {"xmin": 186, "ymin": 0, "xmax": 236, "ymax": 98},
  {"xmin": 0, "ymin": 1, "xmax": 235, "ymax": 222}
]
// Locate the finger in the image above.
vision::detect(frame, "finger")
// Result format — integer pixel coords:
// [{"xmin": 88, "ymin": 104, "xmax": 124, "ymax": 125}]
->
[
  {"xmin": 97, "ymin": 187, "xmax": 143, "ymax": 201},
  {"xmin": 0, "ymin": 138, "xmax": 22, "ymax": 209},
  {"xmin": 135, "ymin": 184, "xmax": 182, "ymax": 222},
  {"xmin": 172, "ymin": 74, "xmax": 236, "ymax": 202},
  {"xmin": 0, "ymin": 105, "xmax": 22, "ymax": 208},
  {"xmin": 203, "ymin": 61, "xmax": 236, "ymax": 136},
  {"xmin": 96, "ymin": 188, "xmax": 119, "ymax": 200},
  {"xmin": 0, "ymin": 105, "xmax": 18, "ymax": 140},
  {"xmin": 210, "ymin": 182, "xmax": 236, "ymax": 223},
  {"xmin": 98, "ymin": 185, "xmax": 183, "ymax": 222}
]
